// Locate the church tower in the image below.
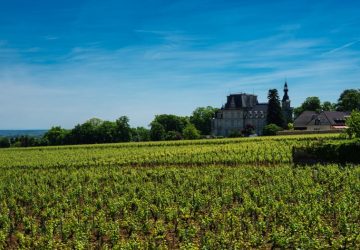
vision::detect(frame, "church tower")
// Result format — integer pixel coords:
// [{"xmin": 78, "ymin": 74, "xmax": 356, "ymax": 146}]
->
[{"xmin": 282, "ymin": 81, "xmax": 293, "ymax": 124}]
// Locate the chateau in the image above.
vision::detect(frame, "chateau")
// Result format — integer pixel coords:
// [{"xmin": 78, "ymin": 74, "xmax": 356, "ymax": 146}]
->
[{"xmin": 212, "ymin": 82, "xmax": 292, "ymax": 136}]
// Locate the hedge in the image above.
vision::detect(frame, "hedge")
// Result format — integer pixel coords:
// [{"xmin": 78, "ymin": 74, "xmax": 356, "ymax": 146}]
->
[{"xmin": 292, "ymin": 139, "xmax": 360, "ymax": 165}]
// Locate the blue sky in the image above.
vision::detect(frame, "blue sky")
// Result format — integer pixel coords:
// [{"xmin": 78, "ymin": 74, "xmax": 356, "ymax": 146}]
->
[{"xmin": 0, "ymin": 0, "xmax": 359, "ymax": 129}]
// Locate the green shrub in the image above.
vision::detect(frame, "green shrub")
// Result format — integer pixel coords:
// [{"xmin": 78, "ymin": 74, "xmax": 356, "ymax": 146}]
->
[
  {"xmin": 263, "ymin": 124, "xmax": 282, "ymax": 136},
  {"xmin": 165, "ymin": 131, "xmax": 183, "ymax": 140},
  {"xmin": 242, "ymin": 124, "xmax": 255, "ymax": 136},
  {"xmin": 287, "ymin": 123, "xmax": 294, "ymax": 130},
  {"xmin": 228, "ymin": 130, "xmax": 242, "ymax": 138},
  {"xmin": 0, "ymin": 137, "xmax": 10, "ymax": 148},
  {"xmin": 183, "ymin": 124, "xmax": 200, "ymax": 140}
]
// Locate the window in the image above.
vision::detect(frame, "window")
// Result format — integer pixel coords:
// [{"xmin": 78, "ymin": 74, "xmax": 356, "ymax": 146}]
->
[{"xmin": 315, "ymin": 119, "xmax": 320, "ymax": 125}]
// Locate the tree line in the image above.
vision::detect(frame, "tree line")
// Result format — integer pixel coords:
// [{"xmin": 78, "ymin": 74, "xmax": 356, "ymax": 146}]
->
[
  {"xmin": 0, "ymin": 89, "xmax": 359, "ymax": 147},
  {"xmin": 0, "ymin": 107, "xmax": 218, "ymax": 148}
]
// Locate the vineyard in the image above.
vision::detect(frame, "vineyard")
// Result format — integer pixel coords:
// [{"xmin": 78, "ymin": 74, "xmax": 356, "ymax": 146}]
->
[
  {"xmin": 0, "ymin": 134, "xmax": 338, "ymax": 169},
  {"xmin": 0, "ymin": 134, "xmax": 359, "ymax": 249}
]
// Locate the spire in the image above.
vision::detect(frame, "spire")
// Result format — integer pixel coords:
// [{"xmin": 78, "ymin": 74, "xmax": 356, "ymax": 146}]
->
[{"xmin": 282, "ymin": 81, "xmax": 289, "ymax": 102}]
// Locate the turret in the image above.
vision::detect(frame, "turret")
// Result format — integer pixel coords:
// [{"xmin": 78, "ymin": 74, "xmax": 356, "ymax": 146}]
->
[
  {"xmin": 282, "ymin": 82, "xmax": 289, "ymax": 103},
  {"xmin": 282, "ymin": 81, "xmax": 293, "ymax": 124}
]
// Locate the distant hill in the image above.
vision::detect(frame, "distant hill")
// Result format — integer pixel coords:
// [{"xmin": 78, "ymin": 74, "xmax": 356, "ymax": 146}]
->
[{"xmin": 0, "ymin": 130, "xmax": 47, "ymax": 138}]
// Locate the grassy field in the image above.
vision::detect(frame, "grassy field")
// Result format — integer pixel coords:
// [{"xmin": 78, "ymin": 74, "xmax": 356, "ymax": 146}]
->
[{"xmin": 0, "ymin": 134, "xmax": 359, "ymax": 249}]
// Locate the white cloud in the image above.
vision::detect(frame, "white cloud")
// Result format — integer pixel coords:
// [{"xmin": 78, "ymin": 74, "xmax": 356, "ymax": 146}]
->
[{"xmin": 323, "ymin": 39, "xmax": 360, "ymax": 55}]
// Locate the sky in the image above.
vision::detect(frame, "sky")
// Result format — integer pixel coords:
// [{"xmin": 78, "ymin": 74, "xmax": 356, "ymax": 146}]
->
[{"xmin": 0, "ymin": 0, "xmax": 359, "ymax": 129}]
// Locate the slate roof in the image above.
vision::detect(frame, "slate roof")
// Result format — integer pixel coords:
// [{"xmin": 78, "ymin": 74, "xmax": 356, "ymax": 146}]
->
[
  {"xmin": 294, "ymin": 111, "xmax": 350, "ymax": 127},
  {"xmin": 323, "ymin": 111, "xmax": 350, "ymax": 125},
  {"xmin": 224, "ymin": 94, "xmax": 258, "ymax": 109}
]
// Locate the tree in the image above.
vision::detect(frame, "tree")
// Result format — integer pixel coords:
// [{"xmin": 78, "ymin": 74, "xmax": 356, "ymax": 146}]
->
[
  {"xmin": 150, "ymin": 122, "xmax": 166, "ymax": 141},
  {"xmin": 67, "ymin": 117, "xmax": 115, "ymax": 144},
  {"xmin": 190, "ymin": 106, "xmax": 218, "ymax": 135},
  {"xmin": 346, "ymin": 110, "xmax": 360, "ymax": 138},
  {"xmin": 0, "ymin": 137, "xmax": 10, "ymax": 148},
  {"xmin": 114, "ymin": 116, "xmax": 132, "ymax": 142},
  {"xmin": 294, "ymin": 96, "xmax": 322, "ymax": 118},
  {"xmin": 337, "ymin": 89, "xmax": 360, "ymax": 111},
  {"xmin": 87, "ymin": 117, "xmax": 104, "ymax": 127},
  {"xmin": 43, "ymin": 126, "xmax": 69, "ymax": 145},
  {"xmin": 302, "ymin": 97, "xmax": 322, "ymax": 111},
  {"xmin": 68, "ymin": 121, "xmax": 98, "ymax": 144},
  {"xmin": 131, "ymin": 127, "xmax": 151, "ymax": 142},
  {"xmin": 13, "ymin": 135, "xmax": 40, "ymax": 147},
  {"xmin": 293, "ymin": 107, "xmax": 303, "ymax": 119},
  {"xmin": 183, "ymin": 123, "xmax": 200, "ymax": 140},
  {"xmin": 151, "ymin": 114, "xmax": 188, "ymax": 134},
  {"xmin": 263, "ymin": 124, "xmax": 282, "ymax": 136},
  {"xmin": 97, "ymin": 121, "xmax": 117, "ymax": 143},
  {"xmin": 322, "ymin": 101, "xmax": 336, "ymax": 111},
  {"xmin": 44, "ymin": 116, "xmax": 132, "ymax": 146},
  {"xmin": 267, "ymin": 89, "xmax": 285, "ymax": 128}
]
